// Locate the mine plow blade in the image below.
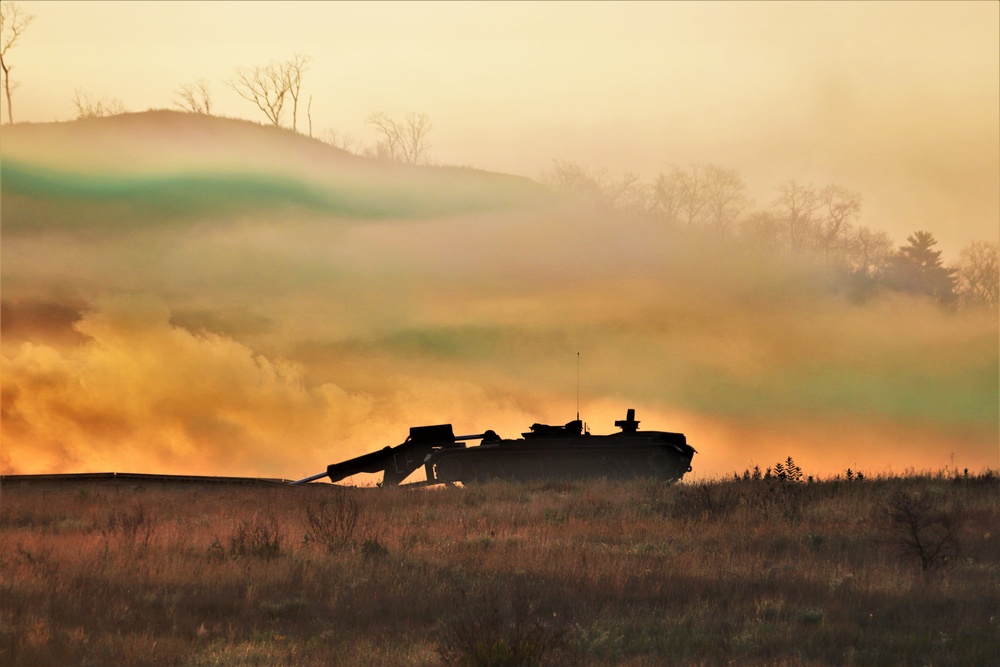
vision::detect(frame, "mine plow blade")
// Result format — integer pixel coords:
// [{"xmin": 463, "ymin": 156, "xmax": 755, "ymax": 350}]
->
[{"xmin": 292, "ymin": 424, "xmax": 476, "ymax": 486}]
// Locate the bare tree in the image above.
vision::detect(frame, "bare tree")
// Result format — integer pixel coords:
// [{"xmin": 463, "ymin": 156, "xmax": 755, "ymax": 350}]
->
[
  {"xmin": 772, "ymin": 180, "xmax": 820, "ymax": 252},
  {"xmin": 0, "ymin": 0, "xmax": 33, "ymax": 124},
  {"xmin": 319, "ymin": 127, "xmax": 360, "ymax": 154},
  {"xmin": 365, "ymin": 111, "xmax": 403, "ymax": 161},
  {"xmin": 173, "ymin": 79, "xmax": 212, "ymax": 114},
  {"xmin": 401, "ymin": 111, "xmax": 432, "ymax": 164},
  {"xmin": 739, "ymin": 210, "xmax": 785, "ymax": 252},
  {"xmin": 677, "ymin": 165, "xmax": 709, "ymax": 228},
  {"xmin": 702, "ymin": 165, "xmax": 751, "ymax": 234},
  {"xmin": 540, "ymin": 161, "xmax": 652, "ymax": 215},
  {"xmin": 647, "ymin": 164, "xmax": 749, "ymax": 232},
  {"xmin": 648, "ymin": 169, "xmax": 685, "ymax": 225},
  {"xmin": 603, "ymin": 171, "xmax": 649, "ymax": 214},
  {"xmin": 285, "ymin": 52, "xmax": 310, "ymax": 132},
  {"xmin": 818, "ymin": 185, "xmax": 863, "ymax": 256},
  {"xmin": 846, "ymin": 226, "xmax": 894, "ymax": 281},
  {"xmin": 228, "ymin": 54, "xmax": 310, "ymax": 129},
  {"xmin": 229, "ymin": 61, "xmax": 287, "ymax": 126},
  {"xmin": 307, "ymin": 94, "xmax": 313, "ymax": 138},
  {"xmin": 72, "ymin": 90, "xmax": 125, "ymax": 119},
  {"xmin": 884, "ymin": 491, "xmax": 960, "ymax": 573},
  {"xmin": 540, "ymin": 160, "xmax": 609, "ymax": 203},
  {"xmin": 365, "ymin": 111, "xmax": 433, "ymax": 164},
  {"xmin": 954, "ymin": 240, "xmax": 999, "ymax": 308},
  {"xmin": 645, "ymin": 165, "xmax": 708, "ymax": 227}
]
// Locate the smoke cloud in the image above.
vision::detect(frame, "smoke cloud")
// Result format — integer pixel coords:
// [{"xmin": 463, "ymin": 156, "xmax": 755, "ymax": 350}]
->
[{"xmin": 2, "ymin": 114, "xmax": 996, "ymax": 480}]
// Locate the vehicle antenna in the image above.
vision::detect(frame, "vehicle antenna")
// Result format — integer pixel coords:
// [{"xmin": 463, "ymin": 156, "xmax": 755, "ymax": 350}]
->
[{"xmin": 576, "ymin": 351, "xmax": 580, "ymax": 421}]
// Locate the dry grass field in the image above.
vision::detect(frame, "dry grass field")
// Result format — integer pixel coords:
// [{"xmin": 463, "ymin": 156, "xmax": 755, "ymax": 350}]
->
[{"xmin": 1, "ymin": 470, "xmax": 997, "ymax": 666}]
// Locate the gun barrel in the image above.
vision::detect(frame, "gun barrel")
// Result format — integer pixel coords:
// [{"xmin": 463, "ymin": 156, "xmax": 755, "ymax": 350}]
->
[
  {"xmin": 290, "ymin": 471, "xmax": 329, "ymax": 485},
  {"xmin": 455, "ymin": 433, "xmax": 486, "ymax": 441}
]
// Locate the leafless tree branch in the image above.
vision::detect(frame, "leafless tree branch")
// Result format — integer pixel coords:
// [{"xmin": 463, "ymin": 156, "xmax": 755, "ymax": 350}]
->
[
  {"xmin": 228, "ymin": 54, "xmax": 310, "ymax": 129},
  {"xmin": 0, "ymin": 0, "xmax": 34, "ymax": 123},
  {"xmin": 173, "ymin": 79, "xmax": 212, "ymax": 114},
  {"xmin": 72, "ymin": 90, "xmax": 125, "ymax": 119},
  {"xmin": 229, "ymin": 62, "xmax": 289, "ymax": 126}
]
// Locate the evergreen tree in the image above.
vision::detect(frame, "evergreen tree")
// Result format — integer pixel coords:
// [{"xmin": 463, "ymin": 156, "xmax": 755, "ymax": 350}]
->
[{"xmin": 884, "ymin": 231, "xmax": 957, "ymax": 304}]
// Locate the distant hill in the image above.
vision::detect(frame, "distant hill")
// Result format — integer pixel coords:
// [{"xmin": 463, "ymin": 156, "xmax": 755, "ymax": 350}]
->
[
  {"xmin": 1, "ymin": 110, "xmax": 553, "ymax": 233},
  {"xmin": 1, "ymin": 109, "xmax": 363, "ymax": 173}
]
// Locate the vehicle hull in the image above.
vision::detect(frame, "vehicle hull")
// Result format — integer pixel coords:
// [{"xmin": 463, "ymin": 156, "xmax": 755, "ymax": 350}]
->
[{"xmin": 430, "ymin": 434, "xmax": 694, "ymax": 484}]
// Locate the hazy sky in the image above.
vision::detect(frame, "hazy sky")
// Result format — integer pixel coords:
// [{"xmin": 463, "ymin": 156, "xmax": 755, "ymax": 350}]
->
[
  {"xmin": 2, "ymin": 110, "xmax": 997, "ymax": 479},
  {"xmin": 10, "ymin": 1, "xmax": 1000, "ymax": 252},
  {"xmin": 2, "ymin": 1, "xmax": 997, "ymax": 481}
]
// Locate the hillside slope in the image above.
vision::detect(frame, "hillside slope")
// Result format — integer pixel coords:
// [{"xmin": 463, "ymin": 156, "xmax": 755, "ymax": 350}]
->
[{"xmin": 1, "ymin": 110, "xmax": 552, "ymax": 232}]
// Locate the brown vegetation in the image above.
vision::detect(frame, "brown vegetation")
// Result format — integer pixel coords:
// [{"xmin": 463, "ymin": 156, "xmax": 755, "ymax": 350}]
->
[{"xmin": 1, "ymin": 472, "xmax": 997, "ymax": 666}]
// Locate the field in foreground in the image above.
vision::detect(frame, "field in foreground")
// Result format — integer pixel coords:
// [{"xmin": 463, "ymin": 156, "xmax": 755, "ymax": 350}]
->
[{"xmin": 1, "ymin": 472, "xmax": 997, "ymax": 666}]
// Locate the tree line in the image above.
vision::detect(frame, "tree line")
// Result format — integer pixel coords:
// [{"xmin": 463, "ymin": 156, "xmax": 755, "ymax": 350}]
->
[
  {"xmin": 541, "ymin": 160, "xmax": 998, "ymax": 309},
  {"xmin": 2, "ymin": 0, "xmax": 996, "ymax": 309}
]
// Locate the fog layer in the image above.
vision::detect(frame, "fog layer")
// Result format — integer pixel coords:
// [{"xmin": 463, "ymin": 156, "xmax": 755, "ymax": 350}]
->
[{"xmin": 2, "ymin": 114, "xmax": 996, "ymax": 479}]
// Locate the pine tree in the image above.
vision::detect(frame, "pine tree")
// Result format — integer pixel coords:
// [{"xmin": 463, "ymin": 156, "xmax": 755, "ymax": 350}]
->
[
  {"xmin": 884, "ymin": 231, "xmax": 957, "ymax": 303},
  {"xmin": 773, "ymin": 456, "xmax": 803, "ymax": 483}
]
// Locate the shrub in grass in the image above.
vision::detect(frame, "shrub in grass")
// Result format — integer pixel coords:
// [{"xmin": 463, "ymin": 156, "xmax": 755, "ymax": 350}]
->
[
  {"xmin": 101, "ymin": 502, "xmax": 159, "ymax": 557},
  {"xmin": 303, "ymin": 490, "xmax": 361, "ymax": 551},
  {"xmin": 227, "ymin": 514, "xmax": 283, "ymax": 560},
  {"xmin": 884, "ymin": 490, "xmax": 960, "ymax": 572},
  {"xmin": 437, "ymin": 578, "xmax": 569, "ymax": 666}
]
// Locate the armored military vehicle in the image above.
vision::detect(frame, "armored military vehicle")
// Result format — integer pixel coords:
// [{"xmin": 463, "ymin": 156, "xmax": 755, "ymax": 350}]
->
[{"xmin": 293, "ymin": 409, "xmax": 695, "ymax": 487}]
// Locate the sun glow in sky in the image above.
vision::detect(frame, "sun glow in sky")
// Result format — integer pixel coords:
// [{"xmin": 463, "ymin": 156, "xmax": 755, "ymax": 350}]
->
[{"xmin": 1, "ymin": 2, "xmax": 998, "ymax": 481}]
